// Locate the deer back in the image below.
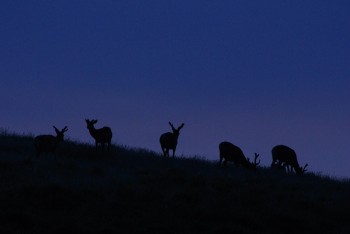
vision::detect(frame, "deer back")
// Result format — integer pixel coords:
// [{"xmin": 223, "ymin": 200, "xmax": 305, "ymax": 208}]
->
[
  {"xmin": 34, "ymin": 135, "xmax": 57, "ymax": 152},
  {"xmin": 92, "ymin": 127, "xmax": 113, "ymax": 143}
]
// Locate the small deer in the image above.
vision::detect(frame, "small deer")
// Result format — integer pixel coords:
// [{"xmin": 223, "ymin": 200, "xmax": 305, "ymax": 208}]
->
[
  {"xmin": 271, "ymin": 145, "xmax": 308, "ymax": 174},
  {"xmin": 34, "ymin": 126, "xmax": 68, "ymax": 157},
  {"xmin": 85, "ymin": 119, "xmax": 113, "ymax": 151},
  {"xmin": 219, "ymin": 141, "xmax": 260, "ymax": 170},
  {"xmin": 159, "ymin": 122, "xmax": 185, "ymax": 157}
]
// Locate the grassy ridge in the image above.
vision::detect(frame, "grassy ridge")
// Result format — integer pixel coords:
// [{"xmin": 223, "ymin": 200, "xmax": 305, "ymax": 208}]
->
[{"xmin": 0, "ymin": 132, "xmax": 350, "ymax": 233}]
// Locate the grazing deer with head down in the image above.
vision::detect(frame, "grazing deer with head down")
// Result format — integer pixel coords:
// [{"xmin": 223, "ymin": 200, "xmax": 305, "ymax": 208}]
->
[
  {"xmin": 85, "ymin": 119, "xmax": 113, "ymax": 151},
  {"xmin": 160, "ymin": 122, "xmax": 184, "ymax": 158},
  {"xmin": 34, "ymin": 126, "xmax": 68, "ymax": 157},
  {"xmin": 271, "ymin": 145, "xmax": 308, "ymax": 174},
  {"xmin": 219, "ymin": 141, "xmax": 260, "ymax": 170}
]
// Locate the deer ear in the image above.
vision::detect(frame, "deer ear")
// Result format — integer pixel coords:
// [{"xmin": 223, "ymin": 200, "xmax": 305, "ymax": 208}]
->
[
  {"xmin": 179, "ymin": 123, "xmax": 185, "ymax": 129},
  {"xmin": 93, "ymin": 119, "xmax": 98, "ymax": 124},
  {"xmin": 254, "ymin": 153, "xmax": 261, "ymax": 166},
  {"xmin": 53, "ymin": 126, "xmax": 59, "ymax": 133},
  {"xmin": 302, "ymin": 163, "xmax": 309, "ymax": 173}
]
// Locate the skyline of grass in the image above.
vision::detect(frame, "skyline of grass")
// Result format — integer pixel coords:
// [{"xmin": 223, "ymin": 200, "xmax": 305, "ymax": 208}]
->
[{"xmin": 0, "ymin": 129, "xmax": 350, "ymax": 232}]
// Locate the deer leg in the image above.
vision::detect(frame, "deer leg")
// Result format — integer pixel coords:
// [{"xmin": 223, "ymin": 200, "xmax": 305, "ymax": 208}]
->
[
  {"xmin": 276, "ymin": 161, "xmax": 285, "ymax": 171},
  {"xmin": 160, "ymin": 146, "xmax": 165, "ymax": 157},
  {"xmin": 287, "ymin": 165, "xmax": 295, "ymax": 173},
  {"xmin": 285, "ymin": 165, "xmax": 290, "ymax": 173},
  {"xmin": 271, "ymin": 159, "xmax": 278, "ymax": 167},
  {"xmin": 279, "ymin": 162, "xmax": 288, "ymax": 173},
  {"xmin": 107, "ymin": 141, "xmax": 111, "ymax": 151},
  {"xmin": 35, "ymin": 145, "xmax": 40, "ymax": 157},
  {"xmin": 289, "ymin": 166, "xmax": 292, "ymax": 173}
]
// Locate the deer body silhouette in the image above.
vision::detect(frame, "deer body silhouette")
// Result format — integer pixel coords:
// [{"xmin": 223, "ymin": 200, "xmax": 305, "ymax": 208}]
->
[
  {"xmin": 271, "ymin": 145, "xmax": 308, "ymax": 174},
  {"xmin": 159, "ymin": 122, "xmax": 184, "ymax": 157},
  {"xmin": 34, "ymin": 126, "xmax": 68, "ymax": 157},
  {"xmin": 219, "ymin": 141, "xmax": 260, "ymax": 170},
  {"xmin": 85, "ymin": 119, "xmax": 113, "ymax": 151}
]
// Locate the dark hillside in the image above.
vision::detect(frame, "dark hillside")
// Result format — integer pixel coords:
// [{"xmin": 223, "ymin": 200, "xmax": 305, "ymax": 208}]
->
[{"xmin": 0, "ymin": 131, "xmax": 349, "ymax": 233}]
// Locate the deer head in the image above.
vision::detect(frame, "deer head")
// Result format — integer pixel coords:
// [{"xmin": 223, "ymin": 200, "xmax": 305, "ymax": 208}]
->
[
  {"xmin": 300, "ymin": 163, "xmax": 309, "ymax": 174},
  {"xmin": 85, "ymin": 119, "xmax": 98, "ymax": 130},
  {"xmin": 53, "ymin": 126, "xmax": 68, "ymax": 141},
  {"xmin": 247, "ymin": 153, "xmax": 261, "ymax": 169},
  {"xmin": 169, "ymin": 122, "xmax": 184, "ymax": 137}
]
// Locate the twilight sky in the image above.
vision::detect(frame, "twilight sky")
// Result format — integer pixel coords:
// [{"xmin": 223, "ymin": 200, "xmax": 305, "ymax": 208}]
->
[{"xmin": 1, "ymin": 0, "xmax": 349, "ymax": 178}]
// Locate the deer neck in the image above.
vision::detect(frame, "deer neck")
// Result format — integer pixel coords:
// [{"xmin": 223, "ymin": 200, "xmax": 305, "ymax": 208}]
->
[
  {"xmin": 173, "ymin": 132, "xmax": 180, "ymax": 139},
  {"xmin": 89, "ymin": 127, "xmax": 99, "ymax": 138},
  {"xmin": 291, "ymin": 161, "xmax": 302, "ymax": 174},
  {"xmin": 294, "ymin": 165, "xmax": 302, "ymax": 174},
  {"xmin": 55, "ymin": 135, "xmax": 63, "ymax": 143},
  {"xmin": 242, "ymin": 160, "xmax": 253, "ymax": 169}
]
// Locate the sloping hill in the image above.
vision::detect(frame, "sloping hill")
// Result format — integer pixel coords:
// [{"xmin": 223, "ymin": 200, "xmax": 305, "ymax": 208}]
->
[{"xmin": 0, "ymin": 131, "xmax": 349, "ymax": 233}]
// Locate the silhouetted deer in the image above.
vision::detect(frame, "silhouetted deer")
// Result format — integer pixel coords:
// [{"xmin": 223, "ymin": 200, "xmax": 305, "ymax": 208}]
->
[
  {"xmin": 159, "ymin": 122, "xmax": 184, "ymax": 157},
  {"xmin": 219, "ymin": 141, "xmax": 260, "ymax": 170},
  {"xmin": 34, "ymin": 126, "xmax": 68, "ymax": 157},
  {"xmin": 271, "ymin": 145, "xmax": 308, "ymax": 174},
  {"xmin": 85, "ymin": 119, "xmax": 113, "ymax": 151}
]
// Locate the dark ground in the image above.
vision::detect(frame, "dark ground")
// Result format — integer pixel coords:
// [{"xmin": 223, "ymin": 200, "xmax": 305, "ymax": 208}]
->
[{"xmin": 0, "ymin": 132, "xmax": 350, "ymax": 233}]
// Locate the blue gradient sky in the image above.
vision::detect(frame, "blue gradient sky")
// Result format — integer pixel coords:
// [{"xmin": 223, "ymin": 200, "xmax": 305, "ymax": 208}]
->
[{"xmin": 1, "ymin": 1, "xmax": 349, "ymax": 178}]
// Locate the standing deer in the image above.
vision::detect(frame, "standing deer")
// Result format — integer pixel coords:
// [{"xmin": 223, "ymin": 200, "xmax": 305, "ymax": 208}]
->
[
  {"xmin": 34, "ymin": 126, "xmax": 68, "ymax": 157},
  {"xmin": 159, "ymin": 122, "xmax": 184, "ymax": 157},
  {"xmin": 85, "ymin": 119, "xmax": 113, "ymax": 151},
  {"xmin": 219, "ymin": 141, "xmax": 260, "ymax": 170},
  {"xmin": 271, "ymin": 145, "xmax": 308, "ymax": 174}
]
